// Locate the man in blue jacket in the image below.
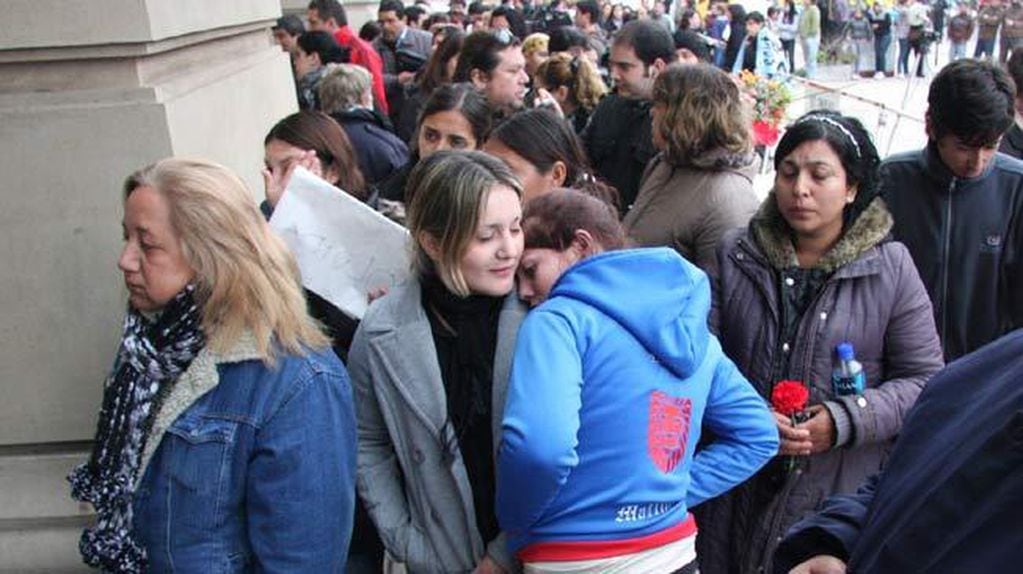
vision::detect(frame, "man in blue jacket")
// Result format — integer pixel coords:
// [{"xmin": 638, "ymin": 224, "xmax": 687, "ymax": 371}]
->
[
  {"xmin": 879, "ymin": 59, "xmax": 1023, "ymax": 361},
  {"xmin": 773, "ymin": 329, "xmax": 1023, "ymax": 573}
]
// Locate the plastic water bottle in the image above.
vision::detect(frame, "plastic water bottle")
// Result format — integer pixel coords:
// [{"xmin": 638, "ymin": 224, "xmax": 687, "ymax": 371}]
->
[{"xmin": 832, "ymin": 343, "xmax": 866, "ymax": 396}]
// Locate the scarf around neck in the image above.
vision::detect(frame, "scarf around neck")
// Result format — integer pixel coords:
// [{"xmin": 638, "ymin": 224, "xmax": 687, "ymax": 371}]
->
[{"xmin": 68, "ymin": 285, "xmax": 206, "ymax": 573}]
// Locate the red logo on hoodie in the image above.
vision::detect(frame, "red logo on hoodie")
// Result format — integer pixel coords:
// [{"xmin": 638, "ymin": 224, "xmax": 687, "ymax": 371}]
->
[{"xmin": 648, "ymin": 391, "xmax": 692, "ymax": 473}]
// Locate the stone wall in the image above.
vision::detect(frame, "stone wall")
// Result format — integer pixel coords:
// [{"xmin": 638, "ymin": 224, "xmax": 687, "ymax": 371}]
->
[{"xmin": 0, "ymin": 1, "xmax": 297, "ymax": 569}]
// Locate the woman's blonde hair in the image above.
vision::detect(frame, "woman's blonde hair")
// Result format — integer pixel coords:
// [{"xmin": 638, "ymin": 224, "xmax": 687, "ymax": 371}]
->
[
  {"xmin": 652, "ymin": 63, "xmax": 752, "ymax": 165},
  {"xmin": 522, "ymin": 32, "xmax": 549, "ymax": 57},
  {"xmin": 536, "ymin": 53, "xmax": 607, "ymax": 111},
  {"xmin": 405, "ymin": 150, "xmax": 522, "ymax": 297},
  {"xmin": 123, "ymin": 158, "xmax": 328, "ymax": 362}
]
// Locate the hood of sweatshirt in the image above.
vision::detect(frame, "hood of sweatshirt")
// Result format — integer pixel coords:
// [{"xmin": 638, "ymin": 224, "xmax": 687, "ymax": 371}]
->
[{"xmin": 548, "ymin": 247, "xmax": 710, "ymax": 380}]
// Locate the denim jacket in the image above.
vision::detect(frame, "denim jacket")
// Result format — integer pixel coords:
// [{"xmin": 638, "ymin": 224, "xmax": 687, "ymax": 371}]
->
[{"xmin": 132, "ymin": 333, "xmax": 357, "ymax": 573}]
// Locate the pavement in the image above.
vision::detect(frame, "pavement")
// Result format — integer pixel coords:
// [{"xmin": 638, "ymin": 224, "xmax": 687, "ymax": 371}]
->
[{"xmin": 752, "ymin": 55, "xmax": 940, "ymax": 197}]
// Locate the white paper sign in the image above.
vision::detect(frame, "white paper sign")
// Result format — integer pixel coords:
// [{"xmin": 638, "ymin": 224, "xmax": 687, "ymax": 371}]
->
[{"xmin": 269, "ymin": 166, "xmax": 410, "ymax": 319}]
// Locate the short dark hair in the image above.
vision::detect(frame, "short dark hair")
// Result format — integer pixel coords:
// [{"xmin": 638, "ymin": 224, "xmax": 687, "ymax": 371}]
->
[
  {"xmin": 468, "ymin": 1, "xmax": 491, "ymax": 16},
  {"xmin": 453, "ymin": 30, "xmax": 520, "ymax": 82},
  {"xmin": 746, "ymin": 11, "xmax": 766, "ymax": 25},
  {"xmin": 273, "ymin": 15, "xmax": 305, "ymax": 36},
  {"xmin": 1007, "ymin": 50, "xmax": 1023, "ymax": 101},
  {"xmin": 673, "ymin": 29, "xmax": 711, "ymax": 62},
  {"xmin": 775, "ymin": 111, "xmax": 881, "ymax": 227},
  {"xmin": 296, "ymin": 31, "xmax": 347, "ymax": 64},
  {"xmin": 405, "ymin": 5, "xmax": 427, "ymax": 23},
  {"xmin": 523, "ymin": 188, "xmax": 626, "ymax": 252},
  {"xmin": 613, "ymin": 20, "xmax": 677, "ymax": 66},
  {"xmin": 359, "ymin": 21, "xmax": 381, "ymax": 42},
  {"xmin": 378, "ymin": 0, "xmax": 405, "ymax": 16},
  {"xmin": 928, "ymin": 59, "xmax": 1015, "ymax": 146},
  {"xmin": 308, "ymin": 0, "xmax": 347, "ymax": 27},
  {"xmin": 576, "ymin": 0, "xmax": 601, "ymax": 21},
  {"xmin": 548, "ymin": 26, "xmax": 589, "ymax": 53}
]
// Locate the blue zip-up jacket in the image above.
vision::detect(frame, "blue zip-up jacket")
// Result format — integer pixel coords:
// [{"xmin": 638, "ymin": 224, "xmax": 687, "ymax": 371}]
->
[{"xmin": 497, "ymin": 248, "xmax": 778, "ymax": 558}]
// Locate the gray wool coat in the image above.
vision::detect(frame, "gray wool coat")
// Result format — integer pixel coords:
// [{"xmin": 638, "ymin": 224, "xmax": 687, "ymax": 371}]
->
[
  {"xmin": 695, "ymin": 196, "xmax": 945, "ymax": 574},
  {"xmin": 347, "ymin": 277, "xmax": 526, "ymax": 574}
]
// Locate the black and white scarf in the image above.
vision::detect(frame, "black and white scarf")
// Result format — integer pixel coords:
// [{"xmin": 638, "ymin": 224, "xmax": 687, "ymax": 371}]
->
[{"xmin": 68, "ymin": 285, "xmax": 206, "ymax": 573}]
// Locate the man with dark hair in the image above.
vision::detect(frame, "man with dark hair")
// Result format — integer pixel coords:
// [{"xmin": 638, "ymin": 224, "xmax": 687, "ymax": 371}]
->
[
  {"xmin": 374, "ymin": 0, "xmax": 432, "ymax": 121},
  {"xmin": 880, "ymin": 59, "xmax": 1023, "ymax": 361},
  {"xmin": 774, "ymin": 329, "xmax": 1023, "ymax": 574},
  {"xmin": 453, "ymin": 30, "xmax": 529, "ymax": 115},
  {"xmin": 467, "ymin": 1, "xmax": 493, "ymax": 32},
  {"xmin": 581, "ymin": 20, "xmax": 677, "ymax": 211},
  {"xmin": 574, "ymin": 0, "xmax": 608, "ymax": 56},
  {"xmin": 1000, "ymin": 50, "xmax": 1023, "ymax": 159},
  {"xmin": 307, "ymin": 0, "xmax": 389, "ymax": 114},
  {"xmin": 404, "ymin": 5, "xmax": 427, "ymax": 29},
  {"xmin": 272, "ymin": 15, "xmax": 305, "ymax": 53},
  {"xmin": 489, "ymin": 5, "xmax": 529, "ymax": 39}
]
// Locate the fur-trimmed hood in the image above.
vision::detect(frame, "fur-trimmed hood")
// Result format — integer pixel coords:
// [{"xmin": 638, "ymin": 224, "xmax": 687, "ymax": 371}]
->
[
  {"xmin": 665, "ymin": 146, "xmax": 759, "ymax": 173},
  {"xmin": 750, "ymin": 194, "xmax": 894, "ymax": 273}
]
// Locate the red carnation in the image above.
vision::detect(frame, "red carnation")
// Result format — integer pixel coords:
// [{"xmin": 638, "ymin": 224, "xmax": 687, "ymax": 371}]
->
[{"xmin": 771, "ymin": 380, "xmax": 809, "ymax": 416}]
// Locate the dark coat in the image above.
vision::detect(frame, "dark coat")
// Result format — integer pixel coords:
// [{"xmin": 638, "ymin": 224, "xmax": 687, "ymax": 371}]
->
[
  {"xmin": 331, "ymin": 108, "xmax": 409, "ymax": 185},
  {"xmin": 373, "ymin": 27, "xmax": 433, "ymax": 121},
  {"xmin": 580, "ymin": 94, "xmax": 657, "ymax": 212},
  {"xmin": 999, "ymin": 122, "xmax": 1023, "ymax": 160},
  {"xmin": 774, "ymin": 328, "xmax": 1023, "ymax": 574},
  {"xmin": 880, "ymin": 145, "xmax": 1023, "ymax": 361},
  {"xmin": 695, "ymin": 196, "xmax": 944, "ymax": 574}
]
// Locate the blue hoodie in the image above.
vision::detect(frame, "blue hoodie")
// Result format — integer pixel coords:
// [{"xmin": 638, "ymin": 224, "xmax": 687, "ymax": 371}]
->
[{"xmin": 497, "ymin": 248, "xmax": 778, "ymax": 560}]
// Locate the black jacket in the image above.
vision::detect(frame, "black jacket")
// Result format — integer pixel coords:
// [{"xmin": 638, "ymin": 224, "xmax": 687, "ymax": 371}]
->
[
  {"xmin": 774, "ymin": 328, "xmax": 1023, "ymax": 574},
  {"xmin": 581, "ymin": 94, "xmax": 656, "ymax": 212},
  {"xmin": 330, "ymin": 108, "xmax": 409, "ymax": 186},
  {"xmin": 879, "ymin": 145, "xmax": 1023, "ymax": 361}
]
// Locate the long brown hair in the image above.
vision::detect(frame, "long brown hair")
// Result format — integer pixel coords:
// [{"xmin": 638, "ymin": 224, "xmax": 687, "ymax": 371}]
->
[{"xmin": 264, "ymin": 111, "xmax": 368, "ymax": 199}]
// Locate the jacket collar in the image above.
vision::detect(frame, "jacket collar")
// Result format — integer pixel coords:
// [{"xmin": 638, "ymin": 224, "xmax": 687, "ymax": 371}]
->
[
  {"xmin": 749, "ymin": 194, "xmax": 893, "ymax": 276},
  {"xmin": 362, "ymin": 278, "xmax": 526, "ymax": 447},
  {"xmin": 918, "ymin": 141, "xmax": 998, "ymax": 186},
  {"xmin": 662, "ymin": 146, "xmax": 758, "ymax": 174},
  {"xmin": 137, "ymin": 332, "xmax": 262, "ymax": 483}
]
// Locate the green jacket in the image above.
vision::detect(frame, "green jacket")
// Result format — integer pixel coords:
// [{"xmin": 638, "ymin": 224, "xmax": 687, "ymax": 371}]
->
[{"xmin": 798, "ymin": 5, "xmax": 821, "ymax": 38}]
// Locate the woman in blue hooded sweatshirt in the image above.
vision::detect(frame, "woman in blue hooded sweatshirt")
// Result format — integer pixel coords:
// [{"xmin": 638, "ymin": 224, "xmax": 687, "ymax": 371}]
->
[{"xmin": 497, "ymin": 189, "xmax": 779, "ymax": 573}]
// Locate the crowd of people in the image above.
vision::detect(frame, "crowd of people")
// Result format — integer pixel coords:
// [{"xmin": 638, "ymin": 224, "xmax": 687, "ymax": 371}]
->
[{"xmin": 67, "ymin": 0, "xmax": 1023, "ymax": 573}]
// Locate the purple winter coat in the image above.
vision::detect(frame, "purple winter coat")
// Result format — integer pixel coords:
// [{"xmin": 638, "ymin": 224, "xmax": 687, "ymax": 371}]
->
[{"xmin": 693, "ymin": 196, "xmax": 944, "ymax": 574}]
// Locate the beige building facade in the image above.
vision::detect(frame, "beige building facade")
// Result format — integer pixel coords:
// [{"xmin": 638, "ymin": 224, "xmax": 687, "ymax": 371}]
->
[{"xmin": 0, "ymin": 0, "xmax": 373, "ymax": 569}]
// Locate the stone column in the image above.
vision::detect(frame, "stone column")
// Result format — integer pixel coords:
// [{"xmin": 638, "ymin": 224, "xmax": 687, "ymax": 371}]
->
[{"xmin": 0, "ymin": 1, "xmax": 296, "ymax": 569}]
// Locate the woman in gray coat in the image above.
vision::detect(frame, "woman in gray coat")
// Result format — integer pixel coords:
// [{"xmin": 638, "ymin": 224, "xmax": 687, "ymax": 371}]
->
[
  {"xmin": 348, "ymin": 151, "xmax": 526, "ymax": 574},
  {"xmin": 693, "ymin": 112, "xmax": 944, "ymax": 574}
]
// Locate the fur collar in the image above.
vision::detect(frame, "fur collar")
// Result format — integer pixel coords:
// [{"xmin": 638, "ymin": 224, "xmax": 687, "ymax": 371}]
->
[
  {"xmin": 665, "ymin": 147, "xmax": 758, "ymax": 172},
  {"xmin": 136, "ymin": 331, "xmax": 261, "ymax": 484},
  {"xmin": 750, "ymin": 194, "xmax": 893, "ymax": 273}
]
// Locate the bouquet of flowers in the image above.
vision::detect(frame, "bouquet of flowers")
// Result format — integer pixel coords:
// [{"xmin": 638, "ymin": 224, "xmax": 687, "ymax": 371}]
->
[
  {"xmin": 771, "ymin": 379, "xmax": 810, "ymax": 471},
  {"xmin": 739, "ymin": 70, "xmax": 792, "ymax": 147}
]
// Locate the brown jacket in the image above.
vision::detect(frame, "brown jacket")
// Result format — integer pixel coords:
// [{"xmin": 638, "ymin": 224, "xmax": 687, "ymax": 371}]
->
[
  {"xmin": 694, "ymin": 196, "xmax": 944, "ymax": 574},
  {"xmin": 622, "ymin": 150, "xmax": 759, "ymax": 276}
]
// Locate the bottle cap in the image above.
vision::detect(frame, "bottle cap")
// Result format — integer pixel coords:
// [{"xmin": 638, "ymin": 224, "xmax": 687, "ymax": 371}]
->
[{"xmin": 837, "ymin": 342, "xmax": 855, "ymax": 361}]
